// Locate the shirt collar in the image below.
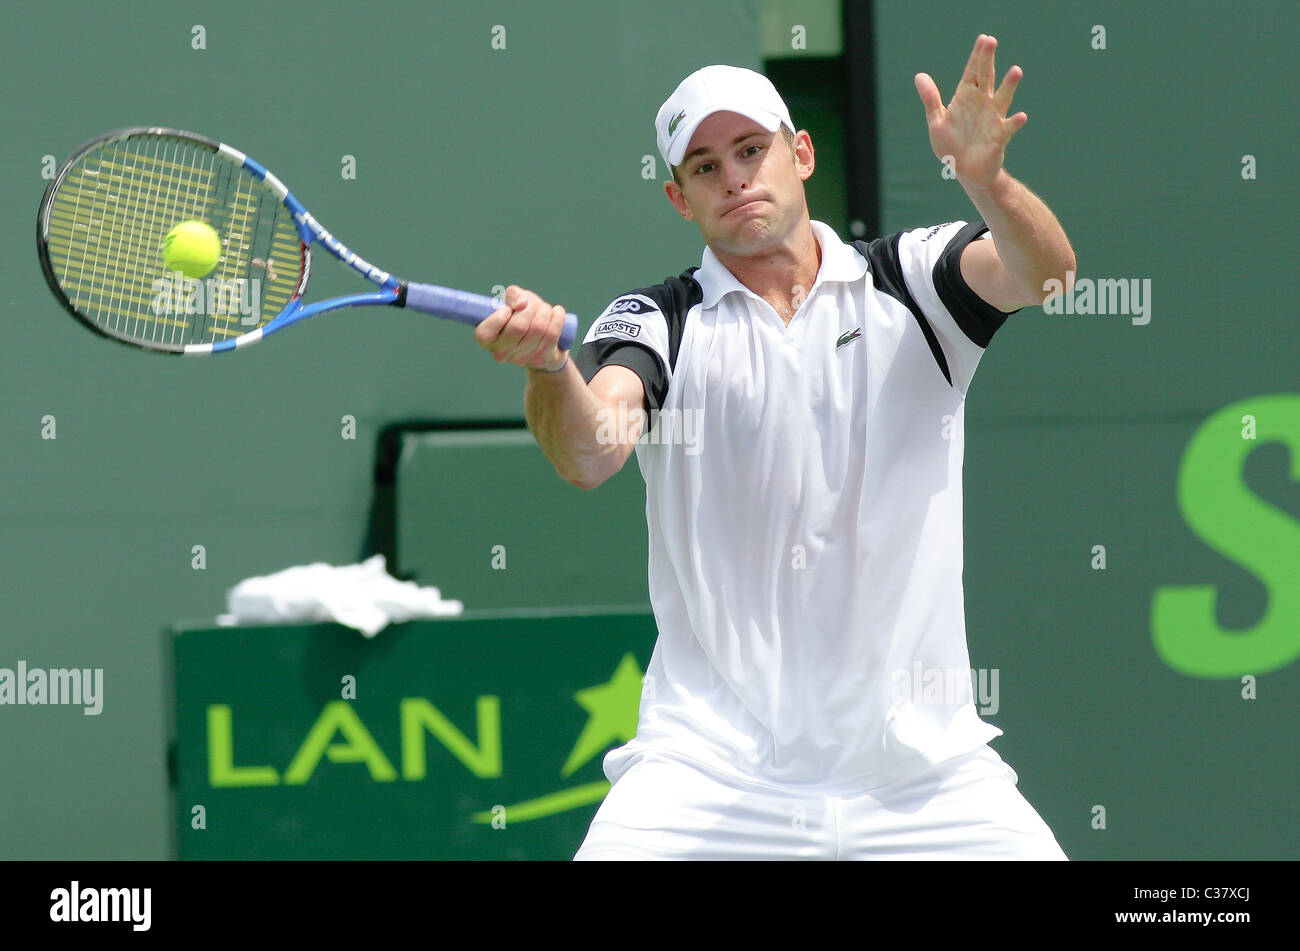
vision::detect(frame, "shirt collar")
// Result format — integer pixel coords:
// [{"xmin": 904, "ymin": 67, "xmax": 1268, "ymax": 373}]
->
[{"xmin": 695, "ymin": 220, "xmax": 868, "ymax": 310}]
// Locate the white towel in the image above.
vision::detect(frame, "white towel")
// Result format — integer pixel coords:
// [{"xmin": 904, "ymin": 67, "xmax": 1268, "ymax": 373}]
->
[{"xmin": 218, "ymin": 554, "xmax": 463, "ymax": 637}]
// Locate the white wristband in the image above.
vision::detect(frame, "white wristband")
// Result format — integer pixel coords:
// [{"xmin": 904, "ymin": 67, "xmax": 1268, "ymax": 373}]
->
[{"xmin": 535, "ymin": 354, "xmax": 569, "ymax": 373}]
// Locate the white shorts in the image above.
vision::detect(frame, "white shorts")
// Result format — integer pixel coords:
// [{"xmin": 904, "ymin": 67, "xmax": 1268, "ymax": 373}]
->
[{"xmin": 573, "ymin": 745, "xmax": 1067, "ymax": 860}]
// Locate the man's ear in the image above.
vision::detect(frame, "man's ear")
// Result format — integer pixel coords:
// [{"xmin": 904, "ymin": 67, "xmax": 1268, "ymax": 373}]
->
[
  {"xmin": 664, "ymin": 179, "xmax": 695, "ymax": 221},
  {"xmin": 793, "ymin": 130, "xmax": 815, "ymax": 182}
]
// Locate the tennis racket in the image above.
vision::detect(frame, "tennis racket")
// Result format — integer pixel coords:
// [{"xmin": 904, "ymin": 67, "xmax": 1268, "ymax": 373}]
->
[{"xmin": 36, "ymin": 126, "xmax": 578, "ymax": 355}]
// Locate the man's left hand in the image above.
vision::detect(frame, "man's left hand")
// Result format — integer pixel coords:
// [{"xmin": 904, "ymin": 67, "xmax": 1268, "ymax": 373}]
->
[{"xmin": 914, "ymin": 34, "xmax": 1026, "ymax": 190}]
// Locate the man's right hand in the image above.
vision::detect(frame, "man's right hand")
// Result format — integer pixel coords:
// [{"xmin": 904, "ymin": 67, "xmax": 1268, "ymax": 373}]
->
[{"xmin": 475, "ymin": 284, "xmax": 570, "ymax": 372}]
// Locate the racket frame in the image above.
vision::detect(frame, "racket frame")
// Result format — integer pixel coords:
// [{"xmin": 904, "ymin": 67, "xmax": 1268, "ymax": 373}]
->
[{"xmin": 37, "ymin": 126, "xmax": 553, "ymax": 356}]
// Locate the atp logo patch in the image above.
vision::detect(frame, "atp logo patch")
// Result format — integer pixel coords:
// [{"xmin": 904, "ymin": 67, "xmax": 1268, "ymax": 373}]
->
[
  {"xmin": 602, "ymin": 296, "xmax": 654, "ymax": 316},
  {"xmin": 592, "ymin": 295, "xmax": 657, "ymax": 340}
]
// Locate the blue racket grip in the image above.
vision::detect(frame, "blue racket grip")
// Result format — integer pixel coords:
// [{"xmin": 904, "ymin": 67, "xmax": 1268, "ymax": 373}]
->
[{"xmin": 403, "ymin": 282, "xmax": 578, "ymax": 352}]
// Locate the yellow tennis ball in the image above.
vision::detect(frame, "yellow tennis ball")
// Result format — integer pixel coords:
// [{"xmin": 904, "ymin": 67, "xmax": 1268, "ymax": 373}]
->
[{"xmin": 162, "ymin": 221, "xmax": 222, "ymax": 279}]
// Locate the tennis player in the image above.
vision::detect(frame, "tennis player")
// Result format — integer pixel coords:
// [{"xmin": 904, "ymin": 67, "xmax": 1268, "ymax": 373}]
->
[{"xmin": 478, "ymin": 36, "xmax": 1075, "ymax": 859}]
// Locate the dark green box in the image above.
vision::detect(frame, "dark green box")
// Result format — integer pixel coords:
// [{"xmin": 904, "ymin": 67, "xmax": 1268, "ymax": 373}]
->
[{"xmin": 167, "ymin": 610, "xmax": 656, "ymax": 859}]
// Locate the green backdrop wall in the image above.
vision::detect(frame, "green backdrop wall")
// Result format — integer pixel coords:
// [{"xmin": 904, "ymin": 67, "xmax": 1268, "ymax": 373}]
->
[{"xmin": 2, "ymin": 0, "xmax": 1295, "ymax": 860}]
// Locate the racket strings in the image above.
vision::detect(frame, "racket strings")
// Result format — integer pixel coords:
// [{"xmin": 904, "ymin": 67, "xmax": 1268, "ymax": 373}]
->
[
  {"xmin": 47, "ymin": 137, "xmax": 218, "ymax": 342},
  {"xmin": 44, "ymin": 133, "xmax": 301, "ymax": 349}
]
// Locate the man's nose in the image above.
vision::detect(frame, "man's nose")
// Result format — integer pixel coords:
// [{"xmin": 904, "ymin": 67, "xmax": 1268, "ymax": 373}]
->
[{"xmin": 723, "ymin": 164, "xmax": 750, "ymax": 194}]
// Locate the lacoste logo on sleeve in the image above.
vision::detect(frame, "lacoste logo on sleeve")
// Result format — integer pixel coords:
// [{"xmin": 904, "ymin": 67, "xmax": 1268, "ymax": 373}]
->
[
  {"xmin": 594, "ymin": 319, "xmax": 642, "ymax": 339},
  {"xmin": 921, "ymin": 222, "xmax": 959, "ymax": 242},
  {"xmin": 836, "ymin": 327, "xmax": 862, "ymax": 349}
]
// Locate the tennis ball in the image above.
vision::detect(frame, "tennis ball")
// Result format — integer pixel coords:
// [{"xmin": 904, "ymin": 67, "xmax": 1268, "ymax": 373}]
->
[{"xmin": 162, "ymin": 221, "xmax": 222, "ymax": 279}]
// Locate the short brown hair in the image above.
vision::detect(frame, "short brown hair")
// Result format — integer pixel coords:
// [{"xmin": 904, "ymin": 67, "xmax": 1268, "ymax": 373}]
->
[{"xmin": 671, "ymin": 125, "xmax": 796, "ymax": 185}]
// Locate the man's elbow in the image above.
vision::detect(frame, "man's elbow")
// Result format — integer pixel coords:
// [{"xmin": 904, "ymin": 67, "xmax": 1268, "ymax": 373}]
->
[
  {"xmin": 564, "ymin": 459, "xmax": 615, "ymax": 491},
  {"xmin": 1034, "ymin": 253, "xmax": 1079, "ymax": 306},
  {"xmin": 568, "ymin": 447, "xmax": 633, "ymax": 489},
  {"xmin": 1060, "ymin": 251, "xmax": 1078, "ymax": 295}
]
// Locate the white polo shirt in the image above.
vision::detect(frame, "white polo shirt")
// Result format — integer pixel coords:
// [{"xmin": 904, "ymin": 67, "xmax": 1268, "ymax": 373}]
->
[{"xmin": 575, "ymin": 219, "xmax": 1021, "ymax": 795}]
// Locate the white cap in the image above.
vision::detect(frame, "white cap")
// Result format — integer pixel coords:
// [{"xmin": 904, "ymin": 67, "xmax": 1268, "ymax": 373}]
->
[{"xmin": 655, "ymin": 65, "xmax": 794, "ymax": 169}]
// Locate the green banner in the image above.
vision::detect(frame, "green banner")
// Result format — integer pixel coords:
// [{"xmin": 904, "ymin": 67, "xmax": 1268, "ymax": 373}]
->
[{"xmin": 168, "ymin": 611, "xmax": 656, "ymax": 859}]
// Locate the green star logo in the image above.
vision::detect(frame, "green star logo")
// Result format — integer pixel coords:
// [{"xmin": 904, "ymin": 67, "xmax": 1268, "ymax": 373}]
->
[
  {"xmin": 561, "ymin": 653, "xmax": 644, "ymax": 776},
  {"xmin": 470, "ymin": 653, "xmax": 644, "ymax": 824}
]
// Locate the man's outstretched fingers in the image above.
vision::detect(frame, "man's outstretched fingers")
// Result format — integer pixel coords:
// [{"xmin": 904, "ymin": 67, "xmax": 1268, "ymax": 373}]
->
[{"xmin": 994, "ymin": 65, "xmax": 1023, "ymax": 115}]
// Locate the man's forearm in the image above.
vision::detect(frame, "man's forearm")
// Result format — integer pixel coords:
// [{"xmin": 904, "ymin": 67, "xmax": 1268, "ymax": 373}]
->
[
  {"xmin": 960, "ymin": 168, "xmax": 1076, "ymax": 302},
  {"xmin": 523, "ymin": 362, "xmax": 622, "ymax": 489}
]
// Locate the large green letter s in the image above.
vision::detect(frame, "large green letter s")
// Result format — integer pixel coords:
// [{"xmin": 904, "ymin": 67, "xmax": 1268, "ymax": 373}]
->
[{"xmin": 1152, "ymin": 394, "xmax": 1300, "ymax": 677}]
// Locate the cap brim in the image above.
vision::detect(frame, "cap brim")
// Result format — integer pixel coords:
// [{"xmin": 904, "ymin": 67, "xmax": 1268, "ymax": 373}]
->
[{"xmin": 667, "ymin": 107, "xmax": 784, "ymax": 167}]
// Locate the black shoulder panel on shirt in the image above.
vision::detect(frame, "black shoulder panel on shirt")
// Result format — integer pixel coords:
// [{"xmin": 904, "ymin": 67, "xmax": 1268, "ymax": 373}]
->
[
  {"xmin": 574, "ymin": 269, "xmax": 703, "ymax": 414},
  {"xmin": 932, "ymin": 221, "xmax": 1020, "ymax": 349},
  {"xmin": 637, "ymin": 268, "xmax": 701, "ymax": 375},
  {"xmin": 853, "ymin": 235, "xmax": 953, "ymax": 388}
]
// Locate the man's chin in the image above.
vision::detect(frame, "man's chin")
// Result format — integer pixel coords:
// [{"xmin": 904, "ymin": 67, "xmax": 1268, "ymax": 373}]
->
[{"xmin": 708, "ymin": 220, "xmax": 778, "ymax": 255}]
